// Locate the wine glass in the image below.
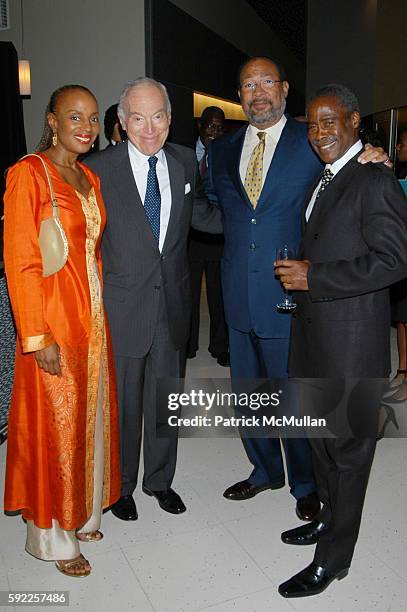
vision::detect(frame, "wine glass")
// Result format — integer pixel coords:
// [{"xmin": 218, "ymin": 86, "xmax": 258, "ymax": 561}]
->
[{"xmin": 275, "ymin": 245, "xmax": 297, "ymax": 312}]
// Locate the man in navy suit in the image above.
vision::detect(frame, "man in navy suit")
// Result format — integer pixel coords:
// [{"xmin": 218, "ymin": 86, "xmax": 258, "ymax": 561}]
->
[{"xmin": 205, "ymin": 56, "xmax": 389, "ymax": 520}]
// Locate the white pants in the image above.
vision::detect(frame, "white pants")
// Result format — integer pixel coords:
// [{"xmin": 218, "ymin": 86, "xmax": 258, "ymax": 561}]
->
[{"xmin": 25, "ymin": 366, "xmax": 105, "ymax": 561}]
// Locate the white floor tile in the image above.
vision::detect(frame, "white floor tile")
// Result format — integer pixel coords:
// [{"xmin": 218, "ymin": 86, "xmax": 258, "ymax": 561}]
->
[
  {"xmin": 103, "ymin": 483, "xmax": 219, "ymax": 550},
  {"xmin": 0, "ymin": 292, "xmax": 406, "ymax": 611},
  {"xmin": 225, "ymin": 509, "xmax": 316, "ymax": 578},
  {"xmin": 175, "ymin": 437, "xmax": 251, "ymax": 481},
  {"xmin": 196, "ymin": 587, "xmax": 296, "ymax": 611},
  {"xmin": 7, "ymin": 549, "xmax": 154, "ymax": 612},
  {"xmin": 122, "ymin": 525, "xmax": 271, "ymax": 612}
]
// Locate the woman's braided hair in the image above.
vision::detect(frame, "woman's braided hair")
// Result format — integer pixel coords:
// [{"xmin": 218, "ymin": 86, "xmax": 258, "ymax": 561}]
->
[{"xmin": 36, "ymin": 84, "xmax": 96, "ymax": 152}]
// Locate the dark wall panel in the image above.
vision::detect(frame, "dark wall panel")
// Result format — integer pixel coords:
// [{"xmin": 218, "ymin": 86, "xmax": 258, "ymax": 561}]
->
[
  {"xmin": 146, "ymin": 0, "xmax": 248, "ymax": 146},
  {"xmin": 146, "ymin": 0, "xmax": 306, "ymax": 146}
]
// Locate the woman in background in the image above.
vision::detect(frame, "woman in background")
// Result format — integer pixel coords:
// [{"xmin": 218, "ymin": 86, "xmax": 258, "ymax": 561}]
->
[
  {"xmin": 388, "ymin": 129, "xmax": 407, "ymax": 400},
  {"xmin": 3, "ymin": 84, "xmax": 120, "ymax": 577}
]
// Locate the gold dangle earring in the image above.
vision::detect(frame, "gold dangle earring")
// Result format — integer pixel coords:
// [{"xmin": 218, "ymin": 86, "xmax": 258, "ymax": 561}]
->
[{"xmin": 52, "ymin": 132, "xmax": 57, "ymax": 147}]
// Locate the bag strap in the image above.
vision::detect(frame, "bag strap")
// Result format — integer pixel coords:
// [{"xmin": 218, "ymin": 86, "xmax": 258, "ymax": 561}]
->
[{"xmin": 20, "ymin": 154, "xmax": 59, "ymax": 220}]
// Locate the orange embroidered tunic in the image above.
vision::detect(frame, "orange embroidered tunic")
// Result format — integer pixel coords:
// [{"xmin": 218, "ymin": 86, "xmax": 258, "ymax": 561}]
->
[{"xmin": 3, "ymin": 154, "xmax": 121, "ymax": 530}]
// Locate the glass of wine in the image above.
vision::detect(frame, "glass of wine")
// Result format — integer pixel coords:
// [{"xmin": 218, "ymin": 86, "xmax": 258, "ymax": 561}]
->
[{"xmin": 275, "ymin": 245, "xmax": 297, "ymax": 312}]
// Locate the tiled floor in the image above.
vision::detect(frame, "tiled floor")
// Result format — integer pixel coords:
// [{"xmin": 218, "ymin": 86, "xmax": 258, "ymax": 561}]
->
[{"xmin": 0, "ymin": 292, "xmax": 406, "ymax": 611}]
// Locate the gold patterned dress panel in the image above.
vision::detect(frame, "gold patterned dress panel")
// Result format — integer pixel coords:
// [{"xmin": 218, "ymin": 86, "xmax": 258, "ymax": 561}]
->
[{"xmin": 76, "ymin": 188, "xmax": 110, "ymax": 513}]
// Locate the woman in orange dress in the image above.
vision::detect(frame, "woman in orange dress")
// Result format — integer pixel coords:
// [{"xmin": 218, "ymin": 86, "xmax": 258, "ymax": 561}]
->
[{"xmin": 3, "ymin": 85, "xmax": 120, "ymax": 577}]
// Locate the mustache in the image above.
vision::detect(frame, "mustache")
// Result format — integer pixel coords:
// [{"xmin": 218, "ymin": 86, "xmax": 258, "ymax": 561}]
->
[
  {"xmin": 313, "ymin": 137, "xmax": 336, "ymax": 147},
  {"xmin": 249, "ymin": 98, "xmax": 271, "ymax": 107}
]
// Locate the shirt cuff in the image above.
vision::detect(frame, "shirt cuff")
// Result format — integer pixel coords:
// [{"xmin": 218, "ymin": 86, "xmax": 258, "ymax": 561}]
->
[{"xmin": 21, "ymin": 332, "xmax": 55, "ymax": 353}]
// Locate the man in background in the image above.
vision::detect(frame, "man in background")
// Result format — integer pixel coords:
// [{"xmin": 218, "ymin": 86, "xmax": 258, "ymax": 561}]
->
[
  {"xmin": 188, "ymin": 106, "xmax": 229, "ymax": 367},
  {"xmin": 104, "ymin": 103, "xmax": 126, "ymax": 148}
]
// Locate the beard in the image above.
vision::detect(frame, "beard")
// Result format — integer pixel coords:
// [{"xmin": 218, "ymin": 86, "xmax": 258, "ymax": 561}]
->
[{"xmin": 245, "ymin": 95, "xmax": 286, "ymax": 125}]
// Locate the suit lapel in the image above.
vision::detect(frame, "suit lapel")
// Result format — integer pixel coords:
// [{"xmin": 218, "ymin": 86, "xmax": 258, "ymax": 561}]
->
[
  {"xmin": 256, "ymin": 117, "xmax": 298, "ymax": 208},
  {"xmin": 162, "ymin": 145, "xmax": 185, "ymax": 253},
  {"xmin": 302, "ymin": 170, "xmax": 324, "ymax": 230},
  {"xmin": 305, "ymin": 154, "xmax": 362, "ymax": 229},
  {"xmin": 227, "ymin": 126, "xmax": 253, "ymax": 210}
]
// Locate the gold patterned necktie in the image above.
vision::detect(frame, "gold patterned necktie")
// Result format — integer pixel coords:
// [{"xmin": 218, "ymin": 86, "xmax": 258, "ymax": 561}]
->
[{"xmin": 244, "ymin": 131, "xmax": 266, "ymax": 208}]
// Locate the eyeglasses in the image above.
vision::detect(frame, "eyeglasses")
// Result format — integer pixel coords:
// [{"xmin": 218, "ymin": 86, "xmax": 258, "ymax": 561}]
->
[
  {"xmin": 205, "ymin": 123, "xmax": 224, "ymax": 131},
  {"xmin": 241, "ymin": 79, "xmax": 283, "ymax": 91}
]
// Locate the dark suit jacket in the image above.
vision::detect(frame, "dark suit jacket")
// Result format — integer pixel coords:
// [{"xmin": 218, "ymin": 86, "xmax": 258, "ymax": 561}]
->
[
  {"xmin": 85, "ymin": 141, "xmax": 222, "ymax": 358},
  {"xmin": 206, "ymin": 116, "xmax": 322, "ymax": 338},
  {"xmin": 289, "ymin": 156, "xmax": 407, "ymax": 378}
]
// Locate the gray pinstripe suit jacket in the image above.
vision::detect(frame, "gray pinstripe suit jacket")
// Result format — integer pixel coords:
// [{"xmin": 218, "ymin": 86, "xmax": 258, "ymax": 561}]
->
[{"xmin": 86, "ymin": 141, "xmax": 222, "ymax": 358}]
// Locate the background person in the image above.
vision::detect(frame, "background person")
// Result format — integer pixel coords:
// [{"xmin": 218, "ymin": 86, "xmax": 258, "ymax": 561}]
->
[
  {"xmin": 104, "ymin": 103, "xmax": 126, "ymax": 147},
  {"xmin": 387, "ymin": 128, "xmax": 407, "ymax": 401},
  {"xmin": 3, "ymin": 84, "xmax": 121, "ymax": 578},
  {"xmin": 188, "ymin": 106, "xmax": 229, "ymax": 366}
]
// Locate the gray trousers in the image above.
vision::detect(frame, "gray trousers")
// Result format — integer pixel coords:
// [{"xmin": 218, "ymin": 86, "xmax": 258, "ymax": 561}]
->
[{"xmin": 114, "ymin": 296, "xmax": 181, "ymax": 495}]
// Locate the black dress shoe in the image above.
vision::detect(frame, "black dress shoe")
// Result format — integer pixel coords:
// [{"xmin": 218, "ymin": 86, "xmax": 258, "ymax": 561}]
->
[
  {"xmin": 110, "ymin": 495, "xmax": 138, "ymax": 521},
  {"xmin": 278, "ymin": 562, "xmax": 349, "ymax": 598},
  {"xmin": 223, "ymin": 479, "xmax": 285, "ymax": 500},
  {"xmin": 216, "ymin": 352, "xmax": 230, "ymax": 367},
  {"xmin": 296, "ymin": 492, "xmax": 320, "ymax": 521},
  {"xmin": 142, "ymin": 486, "xmax": 186, "ymax": 514},
  {"xmin": 187, "ymin": 350, "xmax": 197, "ymax": 359},
  {"xmin": 281, "ymin": 520, "xmax": 326, "ymax": 545}
]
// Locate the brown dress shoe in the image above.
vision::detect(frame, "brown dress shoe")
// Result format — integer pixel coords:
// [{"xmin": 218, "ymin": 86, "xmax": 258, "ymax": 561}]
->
[{"xmin": 295, "ymin": 492, "xmax": 320, "ymax": 521}]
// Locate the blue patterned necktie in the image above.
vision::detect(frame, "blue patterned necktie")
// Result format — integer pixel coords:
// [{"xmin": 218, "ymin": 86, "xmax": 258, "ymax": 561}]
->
[{"xmin": 144, "ymin": 156, "xmax": 161, "ymax": 241}]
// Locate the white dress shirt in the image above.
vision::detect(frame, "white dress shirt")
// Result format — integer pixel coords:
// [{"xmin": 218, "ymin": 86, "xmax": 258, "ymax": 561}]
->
[
  {"xmin": 305, "ymin": 140, "xmax": 363, "ymax": 222},
  {"xmin": 196, "ymin": 137, "xmax": 206, "ymax": 162},
  {"xmin": 128, "ymin": 140, "xmax": 172, "ymax": 252},
  {"xmin": 239, "ymin": 114, "xmax": 287, "ymax": 186}
]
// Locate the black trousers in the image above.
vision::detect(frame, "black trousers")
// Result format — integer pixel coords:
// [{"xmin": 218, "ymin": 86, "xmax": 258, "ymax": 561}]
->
[
  {"xmin": 311, "ymin": 435, "xmax": 376, "ymax": 572},
  {"xmin": 188, "ymin": 258, "xmax": 228, "ymax": 357}
]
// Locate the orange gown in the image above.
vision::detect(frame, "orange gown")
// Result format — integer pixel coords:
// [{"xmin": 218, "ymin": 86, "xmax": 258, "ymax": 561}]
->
[{"xmin": 3, "ymin": 153, "xmax": 120, "ymax": 531}]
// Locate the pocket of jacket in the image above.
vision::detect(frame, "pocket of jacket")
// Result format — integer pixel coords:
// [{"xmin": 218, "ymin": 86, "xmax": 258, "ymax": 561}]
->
[{"xmin": 103, "ymin": 283, "xmax": 128, "ymax": 303}]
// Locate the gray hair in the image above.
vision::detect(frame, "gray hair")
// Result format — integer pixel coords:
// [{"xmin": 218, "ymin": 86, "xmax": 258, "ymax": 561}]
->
[
  {"xmin": 307, "ymin": 83, "xmax": 360, "ymax": 116},
  {"xmin": 117, "ymin": 77, "xmax": 171, "ymax": 121}
]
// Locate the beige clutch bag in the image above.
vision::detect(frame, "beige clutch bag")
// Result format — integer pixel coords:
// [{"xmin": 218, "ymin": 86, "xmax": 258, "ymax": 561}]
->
[{"xmin": 22, "ymin": 154, "xmax": 68, "ymax": 277}]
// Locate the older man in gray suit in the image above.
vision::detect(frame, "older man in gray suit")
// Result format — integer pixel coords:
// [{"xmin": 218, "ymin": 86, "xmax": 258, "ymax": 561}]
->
[{"xmin": 86, "ymin": 78, "xmax": 221, "ymax": 520}]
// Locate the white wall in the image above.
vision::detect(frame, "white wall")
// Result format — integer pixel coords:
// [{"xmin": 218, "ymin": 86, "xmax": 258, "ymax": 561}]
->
[
  {"xmin": 0, "ymin": 0, "xmax": 145, "ymax": 150},
  {"xmin": 169, "ymin": 0, "xmax": 305, "ymax": 93}
]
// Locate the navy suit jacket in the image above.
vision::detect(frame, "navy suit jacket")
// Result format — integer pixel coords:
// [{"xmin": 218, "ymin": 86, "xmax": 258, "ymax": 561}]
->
[{"xmin": 206, "ymin": 115, "xmax": 322, "ymax": 338}]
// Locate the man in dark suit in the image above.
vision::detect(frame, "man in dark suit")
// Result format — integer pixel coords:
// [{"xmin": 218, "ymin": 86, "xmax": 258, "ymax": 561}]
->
[
  {"xmin": 188, "ymin": 106, "xmax": 229, "ymax": 367},
  {"xmin": 275, "ymin": 84, "xmax": 407, "ymax": 597},
  {"xmin": 206, "ymin": 56, "xmax": 388, "ymax": 520},
  {"xmin": 103, "ymin": 103, "xmax": 126, "ymax": 148},
  {"xmin": 86, "ymin": 78, "xmax": 222, "ymax": 520}
]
